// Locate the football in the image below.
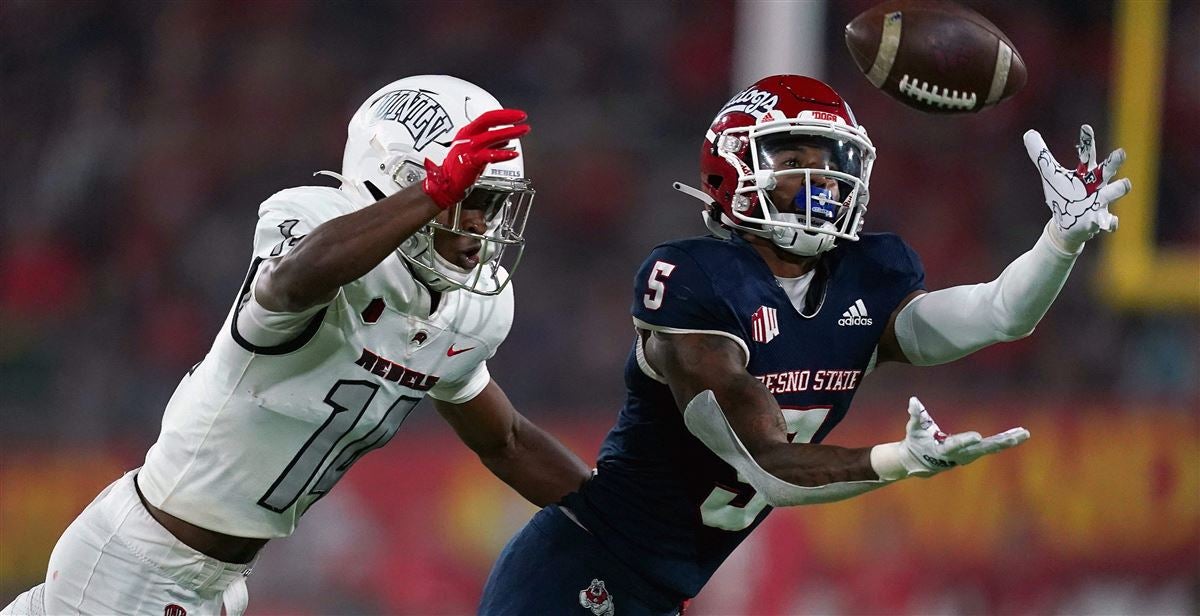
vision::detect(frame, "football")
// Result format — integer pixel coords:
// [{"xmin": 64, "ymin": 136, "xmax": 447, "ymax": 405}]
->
[{"xmin": 844, "ymin": 0, "xmax": 1026, "ymax": 113}]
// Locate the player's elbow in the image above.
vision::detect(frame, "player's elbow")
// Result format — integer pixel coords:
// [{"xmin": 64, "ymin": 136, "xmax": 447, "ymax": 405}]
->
[
  {"xmin": 993, "ymin": 314, "xmax": 1036, "ymax": 342},
  {"xmin": 998, "ymin": 327, "xmax": 1034, "ymax": 342},
  {"xmin": 472, "ymin": 418, "xmax": 521, "ymax": 464}
]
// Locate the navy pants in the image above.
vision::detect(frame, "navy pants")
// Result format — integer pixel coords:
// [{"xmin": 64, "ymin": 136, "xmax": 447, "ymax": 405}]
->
[{"xmin": 479, "ymin": 506, "xmax": 683, "ymax": 616}]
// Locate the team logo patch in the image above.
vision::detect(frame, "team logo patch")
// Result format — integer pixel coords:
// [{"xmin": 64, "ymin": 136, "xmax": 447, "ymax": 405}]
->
[
  {"xmin": 751, "ymin": 306, "xmax": 780, "ymax": 344},
  {"xmin": 579, "ymin": 579, "xmax": 615, "ymax": 616},
  {"xmin": 163, "ymin": 604, "xmax": 187, "ymax": 616},
  {"xmin": 838, "ymin": 299, "xmax": 873, "ymax": 326},
  {"xmin": 411, "ymin": 330, "xmax": 429, "ymax": 346},
  {"xmin": 370, "ymin": 89, "xmax": 454, "ymax": 150},
  {"xmin": 719, "ymin": 87, "xmax": 779, "ymax": 120}
]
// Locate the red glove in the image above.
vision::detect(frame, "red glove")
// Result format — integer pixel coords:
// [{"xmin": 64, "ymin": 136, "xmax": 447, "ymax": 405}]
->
[{"xmin": 422, "ymin": 109, "xmax": 530, "ymax": 209}]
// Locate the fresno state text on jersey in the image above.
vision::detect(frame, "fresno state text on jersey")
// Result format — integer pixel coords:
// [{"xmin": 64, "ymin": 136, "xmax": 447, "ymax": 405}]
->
[{"xmin": 562, "ymin": 231, "xmax": 923, "ymax": 601}]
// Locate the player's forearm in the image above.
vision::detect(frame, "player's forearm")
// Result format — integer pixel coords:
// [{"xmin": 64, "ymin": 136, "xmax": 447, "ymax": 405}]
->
[
  {"xmin": 704, "ymin": 373, "xmax": 882, "ymax": 484},
  {"xmin": 260, "ymin": 184, "xmax": 442, "ymax": 311},
  {"xmin": 751, "ymin": 442, "xmax": 880, "ymax": 485},
  {"xmin": 894, "ymin": 222, "xmax": 1079, "ymax": 365},
  {"xmin": 478, "ymin": 414, "xmax": 591, "ymax": 507},
  {"xmin": 684, "ymin": 390, "xmax": 891, "ymax": 508}
]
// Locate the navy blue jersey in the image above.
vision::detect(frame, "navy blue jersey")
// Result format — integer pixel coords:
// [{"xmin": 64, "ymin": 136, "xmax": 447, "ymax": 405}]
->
[{"xmin": 562, "ymin": 232, "xmax": 924, "ymax": 601}]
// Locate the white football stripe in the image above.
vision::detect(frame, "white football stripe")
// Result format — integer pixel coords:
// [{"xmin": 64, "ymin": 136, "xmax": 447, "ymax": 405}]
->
[
  {"xmin": 985, "ymin": 41, "xmax": 1013, "ymax": 105},
  {"xmin": 866, "ymin": 12, "xmax": 903, "ymax": 88}
]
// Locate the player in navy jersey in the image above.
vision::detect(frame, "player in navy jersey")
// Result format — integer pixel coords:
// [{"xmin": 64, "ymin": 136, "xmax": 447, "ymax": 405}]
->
[{"xmin": 479, "ymin": 75, "xmax": 1131, "ymax": 615}]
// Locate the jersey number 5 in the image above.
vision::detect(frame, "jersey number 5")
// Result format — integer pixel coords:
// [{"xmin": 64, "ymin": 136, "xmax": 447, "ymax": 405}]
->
[
  {"xmin": 699, "ymin": 406, "xmax": 831, "ymax": 531},
  {"xmin": 643, "ymin": 260, "xmax": 676, "ymax": 310}
]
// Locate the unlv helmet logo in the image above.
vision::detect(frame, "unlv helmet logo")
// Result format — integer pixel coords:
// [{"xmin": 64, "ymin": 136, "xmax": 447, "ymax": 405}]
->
[
  {"xmin": 370, "ymin": 89, "xmax": 454, "ymax": 150},
  {"xmin": 578, "ymin": 579, "xmax": 615, "ymax": 616},
  {"xmin": 163, "ymin": 604, "xmax": 187, "ymax": 616}
]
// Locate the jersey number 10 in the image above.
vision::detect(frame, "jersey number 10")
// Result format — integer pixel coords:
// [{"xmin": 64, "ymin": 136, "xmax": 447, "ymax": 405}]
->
[{"xmin": 258, "ymin": 379, "xmax": 420, "ymax": 514}]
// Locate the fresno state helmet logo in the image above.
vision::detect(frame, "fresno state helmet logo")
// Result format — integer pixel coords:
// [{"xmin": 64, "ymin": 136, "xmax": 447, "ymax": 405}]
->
[
  {"xmin": 578, "ymin": 578, "xmax": 615, "ymax": 616},
  {"xmin": 717, "ymin": 87, "xmax": 779, "ymax": 120}
]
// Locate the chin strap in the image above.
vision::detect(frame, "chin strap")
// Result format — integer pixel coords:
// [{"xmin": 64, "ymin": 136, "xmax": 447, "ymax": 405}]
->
[
  {"xmin": 672, "ymin": 181, "xmax": 716, "ymax": 206},
  {"xmin": 768, "ymin": 212, "xmax": 836, "ymax": 256},
  {"xmin": 315, "ymin": 170, "xmax": 382, "ymax": 206},
  {"xmin": 401, "ymin": 232, "xmax": 500, "ymax": 294},
  {"xmin": 674, "ymin": 181, "xmax": 836, "ymax": 256},
  {"xmin": 674, "ymin": 181, "xmax": 734, "ymax": 239}
]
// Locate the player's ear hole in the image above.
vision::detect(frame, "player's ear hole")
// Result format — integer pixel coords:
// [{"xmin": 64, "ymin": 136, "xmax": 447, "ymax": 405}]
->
[{"xmin": 707, "ymin": 174, "xmax": 724, "ymax": 189}]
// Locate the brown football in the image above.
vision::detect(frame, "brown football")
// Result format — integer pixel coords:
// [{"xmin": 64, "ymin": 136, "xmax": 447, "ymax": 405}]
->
[{"xmin": 845, "ymin": 0, "xmax": 1026, "ymax": 113}]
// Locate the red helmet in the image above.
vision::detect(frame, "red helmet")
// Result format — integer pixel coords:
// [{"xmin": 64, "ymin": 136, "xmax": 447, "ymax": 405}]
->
[{"xmin": 691, "ymin": 75, "xmax": 876, "ymax": 256}]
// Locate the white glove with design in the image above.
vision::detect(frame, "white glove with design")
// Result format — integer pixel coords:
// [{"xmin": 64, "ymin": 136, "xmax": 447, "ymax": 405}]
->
[
  {"xmin": 871, "ymin": 397, "xmax": 1030, "ymax": 480},
  {"xmin": 1023, "ymin": 125, "xmax": 1132, "ymax": 250}
]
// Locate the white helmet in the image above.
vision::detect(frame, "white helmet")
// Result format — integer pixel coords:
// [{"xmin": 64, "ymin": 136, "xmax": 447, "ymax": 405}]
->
[{"xmin": 341, "ymin": 75, "xmax": 534, "ymax": 295}]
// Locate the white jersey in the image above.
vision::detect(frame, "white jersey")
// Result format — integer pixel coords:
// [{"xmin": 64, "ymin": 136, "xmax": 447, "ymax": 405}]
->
[{"xmin": 139, "ymin": 181, "xmax": 513, "ymax": 538}]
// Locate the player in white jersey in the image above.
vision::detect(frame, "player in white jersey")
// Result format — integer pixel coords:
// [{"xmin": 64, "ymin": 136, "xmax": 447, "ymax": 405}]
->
[{"xmin": 2, "ymin": 75, "xmax": 591, "ymax": 616}]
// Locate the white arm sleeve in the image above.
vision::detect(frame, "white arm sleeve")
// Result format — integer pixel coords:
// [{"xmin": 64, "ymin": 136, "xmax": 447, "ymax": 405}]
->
[
  {"xmin": 894, "ymin": 222, "xmax": 1081, "ymax": 366},
  {"xmin": 683, "ymin": 390, "xmax": 889, "ymax": 507},
  {"xmin": 236, "ymin": 290, "xmax": 327, "ymax": 347},
  {"xmin": 428, "ymin": 362, "xmax": 492, "ymax": 404}
]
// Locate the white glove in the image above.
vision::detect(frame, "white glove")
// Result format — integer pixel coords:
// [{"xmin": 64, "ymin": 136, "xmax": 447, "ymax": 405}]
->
[
  {"xmin": 870, "ymin": 397, "xmax": 1030, "ymax": 480},
  {"xmin": 1024, "ymin": 125, "xmax": 1131, "ymax": 250}
]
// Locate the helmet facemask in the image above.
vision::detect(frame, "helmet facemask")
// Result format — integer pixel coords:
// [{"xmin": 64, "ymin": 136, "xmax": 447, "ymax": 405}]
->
[
  {"xmin": 396, "ymin": 170, "xmax": 534, "ymax": 296},
  {"xmin": 339, "ymin": 75, "xmax": 535, "ymax": 296},
  {"xmin": 720, "ymin": 116, "xmax": 875, "ymax": 257}
]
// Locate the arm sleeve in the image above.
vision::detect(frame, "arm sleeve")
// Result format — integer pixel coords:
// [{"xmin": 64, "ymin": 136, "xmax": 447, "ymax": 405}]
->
[
  {"xmin": 236, "ymin": 294, "xmax": 327, "ymax": 348},
  {"xmin": 684, "ymin": 390, "xmax": 889, "ymax": 506},
  {"xmin": 428, "ymin": 361, "xmax": 493, "ymax": 404},
  {"xmin": 631, "ymin": 245, "xmax": 750, "ymax": 364},
  {"xmin": 894, "ymin": 222, "xmax": 1080, "ymax": 366},
  {"xmin": 232, "ymin": 198, "xmax": 335, "ymax": 351}
]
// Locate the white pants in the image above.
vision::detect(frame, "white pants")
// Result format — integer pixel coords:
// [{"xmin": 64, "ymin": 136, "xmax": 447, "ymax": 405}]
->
[{"xmin": 1, "ymin": 471, "xmax": 251, "ymax": 616}]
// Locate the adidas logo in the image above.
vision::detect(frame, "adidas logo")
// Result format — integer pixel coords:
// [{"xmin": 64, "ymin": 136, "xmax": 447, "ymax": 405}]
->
[{"xmin": 838, "ymin": 299, "xmax": 873, "ymax": 326}]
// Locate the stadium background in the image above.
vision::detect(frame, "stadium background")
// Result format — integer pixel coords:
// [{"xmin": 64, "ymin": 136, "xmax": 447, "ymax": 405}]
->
[{"xmin": 2, "ymin": 0, "xmax": 1197, "ymax": 614}]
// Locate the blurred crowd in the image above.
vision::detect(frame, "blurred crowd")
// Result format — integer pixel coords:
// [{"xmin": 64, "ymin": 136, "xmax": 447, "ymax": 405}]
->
[
  {"xmin": 2, "ymin": 1, "xmax": 1198, "ymax": 614},
  {"xmin": 2, "ymin": 0, "xmax": 1197, "ymax": 451}
]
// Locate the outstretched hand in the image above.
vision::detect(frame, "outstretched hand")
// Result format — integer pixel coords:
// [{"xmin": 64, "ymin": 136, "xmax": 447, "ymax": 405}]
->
[
  {"xmin": 422, "ymin": 109, "xmax": 530, "ymax": 209},
  {"xmin": 871, "ymin": 397, "xmax": 1030, "ymax": 480},
  {"xmin": 1023, "ymin": 125, "xmax": 1131, "ymax": 247}
]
